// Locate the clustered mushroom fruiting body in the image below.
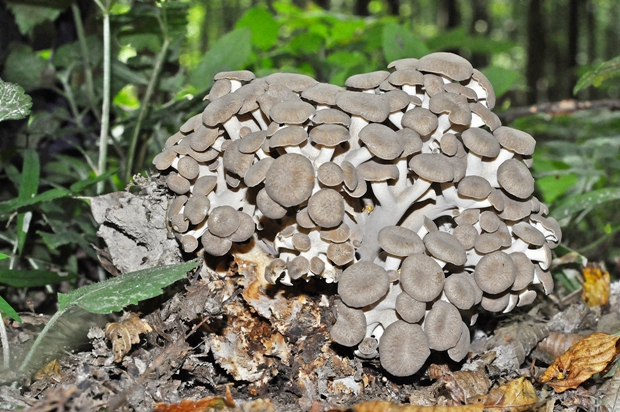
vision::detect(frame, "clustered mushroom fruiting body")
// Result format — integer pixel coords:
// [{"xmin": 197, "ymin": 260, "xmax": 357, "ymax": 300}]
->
[{"xmin": 153, "ymin": 52, "xmax": 562, "ymax": 377}]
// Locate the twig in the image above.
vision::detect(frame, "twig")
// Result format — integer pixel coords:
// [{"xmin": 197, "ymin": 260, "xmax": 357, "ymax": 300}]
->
[
  {"xmin": 498, "ymin": 99, "xmax": 620, "ymax": 123},
  {"xmin": 95, "ymin": 0, "xmax": 111, "ymax": 195}
]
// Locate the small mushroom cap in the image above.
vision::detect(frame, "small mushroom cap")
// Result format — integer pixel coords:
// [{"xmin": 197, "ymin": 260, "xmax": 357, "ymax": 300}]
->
[
  {"xmin": 418, "ymin": 52, "xmax": 474, "ymax": 81},
  {"xmin": 357, "ymin": 337, "xmax": 379, "ymax": 359},
  {"xmin": 179, "ymin": 114, "xmax": 200, "ymax": 134},
  {"xmin": 178, "ymin": 234, "xmax": 199, "ymax": 253},
  {"xmin": 398, "ymin": 128, "xmax": 423, "ymax": 156},
  {"xmin": 301, "ymin": 83, "xmax": 344, "ymax": 105},
  {"xmin": 447, "ymin": 322, "xmax": 471, "ymax": 362},
  {"xmin": 296, "ymin": 207, "xmax": 317, "ymax": 229},
  {"xmin": 308, "ymin": 188, "xmax": 345, "ymax": 228},
  {"xmin": 193, "ymin": 175, "xmax": 217, "ymax": 196},
  {"xmin": 512, "ymin": 221, "xmax": 546, "ymax": 246},
  {"xmin": 189, "ymin": 124, "xmax": 219, "ymax": 152},
  {"xmin": 287, "ymin": 256, "xmax": 310, "ymax": 280},
  {"xmin": 153, "ymin": 148, "xmax": 178, "ymax": 170},
  {"xmin": 400, "ymin": 253, "xmax": 445, "ymax": 302},
  {"xmin": 331, "ymin": 301, "xmax": 367, "ymax": 347},
  {"xmin": 201, "ymin": 230, "xmax": 233, "ymax": 256},
  {"xmin": 457, "ymin": 176, "xmax": 492, "ymax": 199},
  {"xmin": 214, "ymin": 70, "xmax": 255, "ymax": 82},
  {"xmin": 497, "ymin": 192, "xmax": 532, "ymax": 221},
  {"xmin": 385, "ymin": 89, "xmax": 413, "ymax": 112},
  {"xmin": 357, "ymin": 161, "xmax": 399, "ymax": 182},
  {"xmin": 338, "ymin": 261, "xmax": 390, "ymax": 308},
  {"xmin": 423, "ymin": 74, "xmax": 446, "ymax": 96},
  {"xmin": 452, "ymin": 224, "xmax": 478, "ymax": 250},
  {"xmin": 223, "ymin": 141, "xmax": 254, "ymax": 178},
  {"xmin": 379, "ymin": 321, "xmax": 430, "ymax": 377},
  {"xmin": 454, "ymin": 208, "xmax": 480, "ymax": 225},
  {"xmin": 470, "ymin": 102, "xmax": 501, "ymax": 130},
  {"xmin": 169, "ymin": 213, "xmax": 189, "ymax": 233},
  {"xmin": 269, "ymin": 100, "xmax": 316, "ymax": 124},
  {"xmin": 440, "ymin": 133, "xmax": 459, "ymax": 156},
  {"xmin": 424, "ymin": 300, "xmax": 463, "ymax": 351},
  {"xmin": 183, "ymin": 195, "xmax": 210, "ymax": 226},
  {"xmin": 335, "ymin": 91, "xmax": 391, "ymax": 123},
  {"xmin": 444, "ymin": 272, "xmax": 476, "ymax": 310},
  {"xmin": 358, "ymin": 123, "xmax": 404, "ymax": 160},
  {"xmin": 312, "ymin": 108, "xmax": 351, "ymax": 126},
  {"xmin": 378, "ymin": 226, "xmax": 425, "ymax": 257},
  {"xmin": 471, "ymin": 68, "xmax": 496, "ymax": 109},
  {"xmin": 401, "ymin": 107, "xmax": 438, "ymax": 136},
  {"xmin": 265, "ymin": 153, "xmax": 315, "ymax": 207},
  {"xmin": 264, "ymin": 258, "xmax": 286, "ymax": 285},
  {"xmin": 387, "ymin": 58, "xmax": 419, "ymax": 71},
  {"xmin": 256, "ymin": 188, "xmax": 287, "ymax": 219},
  {"xmin": 269, "ymin": 126, "xmax": 308, "ymax": 148},
  {"xmin": 388, "ymin": 69, "xmax": 424, "ymax": 87},
  {"xmin": 264, "ymin": 72, "xmax": 318, "ymax": 92},
  {"xmin": 423, "ymin": 231, "xmax": 467, "ymax": 266},
  {"xmin": 395, "ymin": 292, "xmax": 426, "ymax": 324},
  {"xmin": 510, "ymin": 252, "xmax": 536, "ymax": 290},
  {"xmin": 429, "ymin": 92, "xmax": 472, "ymax": 126},
  {"xmin": 480, "ymin": 292, "xmax": 510, "ymax": 312},
  {"xmin": 493, "ymin": 126, "xmax": 536, "ymax": 155},
  {"xmin": 317, "ymin": 162, "xmax": 345, "ymax": 187},
  {"xmin": 292, "ymin": 232, "xmax": 312, "ymax": 251},
  {"xmin": 409, "ymin": 153, "xmax": 454, "ymax": 183},
  {"xmin": 444, "ymin": 83, "xmax": 478, "ymax": 101},
  {"xmin": 340, "ymin": 161, "xmax": 358, "ymax": 191},
  {"xmin": 345, "ymin": 70, "xmax": 390, "ymax": 89},
  {"xmin": 176, "ymin": 156, "xmax": 200, "ymax": 180},
  {"xmin": 238, "ymin": 130, "xmax": 268, "ymax": 154},
  {"xmin": 228, "ymin": 211, "xmax": 255, "ymax": 242},
  {"xmin": 474, "ymin": 232, "xmax": 503, "ymax": 254},
  {"xmin": 479, "ymin": 210, "xmax": 501, "ymax": 232},
  {"xmin": 168, "ymin": 195, "xmax": 188, "ymax": 219},
  {"xmin": 530, "ymin": 214, "xmax": 562, "ymax": 248},
  {"xmin": 461, "ymin": 128, "xmax": 500, "ymax": 158},
  {"xmin": 208, "ymin": 79, "xmax": 232, "ymax": 100},
  {"xmin": 166, "ymin": 173, "xmax": 191, "ymax": 194},
  {"xmin": 310, "ymin": 256, "xmax": 325, "ymax": 275},
  {"xmin": 202, "ymin": 93, "xmax": 243, "ymax": 127},
  {"xmin": 327, "ymin": 242, "xmax": 355, "ymax": 266},
  {"xmin": 320, "ymin": 222, "xmax": 351, "ymax": 243},
  {"xmin": 497, "ymin": 159, "xmax": 535, "ymax": 199},
  {"xmin": 207, "ymin": 206, "xmax": 240, "ymax": 238},
  {"xmin": 309, "ymin": 124, "xmax": 350, "ymax": 146},
  {"xmin": 535, "ymin": 266, "xmax": 554, "ymax": 294},
  {"xmin": 474, "ymin": 251, "xmax": 516, "ymax": 294},
  {"xmin": 244, "ymin": 157, "xmax": 274, "ymax": 187}
]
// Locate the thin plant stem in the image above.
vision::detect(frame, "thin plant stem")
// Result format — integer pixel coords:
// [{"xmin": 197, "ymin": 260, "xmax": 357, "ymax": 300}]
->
[
  {"xmin": 19, "ymin": 309, "xmax": 66, "ymax": 372},
  {"xmin": 0, "ymin": 313, "xmax": 9, "ymax": 370},
  {"xmin": 124, "ymin": 37, "xmax": 171, "ymax": 183},
  {"xmin": 71, "ymin": 2, "xmax": 100, "ymax": 123},
  {"xmin": 96, "ymin": 3, "xmax": 111, "ymax": 195}
]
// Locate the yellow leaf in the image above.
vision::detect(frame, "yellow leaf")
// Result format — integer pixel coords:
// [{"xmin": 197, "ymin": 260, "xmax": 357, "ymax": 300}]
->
[{"xmin": 581, "ymin": 262, "xmax": 610, "ymax": 307}]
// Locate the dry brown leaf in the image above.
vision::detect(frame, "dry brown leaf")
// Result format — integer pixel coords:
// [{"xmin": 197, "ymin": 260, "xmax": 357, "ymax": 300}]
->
[
  {"xmin": 539, "ymin": 332, "xmax": 620, "ymax": 393},
  {"xmin": 104, "ymin": 312, "xmax": 152, "ymax": 362},
  {"xmin": 329, "ymin": 402, "xmax": 483, "ymax": 412},
  {"xmin": 33, "ymin": 359, "xmax": 62, "ymax": 383},
  {"xmin": 581, "ymin": 262, "xmax": 610, "ymax": 306},
  {"xmin": 469, "ymin": 377, "xmax": 538, "ymax": 412}
]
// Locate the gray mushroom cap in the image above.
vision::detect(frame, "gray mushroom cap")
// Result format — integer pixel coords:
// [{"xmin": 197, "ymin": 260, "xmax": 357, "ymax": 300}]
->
[
  {"xmin": 479, "ymin": 210, "xmax": 501, "ymax": 232},
  {"xmin": 471, "ymin": 68, "xmax": 496, "ymax": 109},
  {"xmin": 358, "ymin": 123, "xmax": 404, "ymax": 160},
  {"xmin": 429, "ymin": 92, "xmax": 472, "ymax": 126},
  {"xmin": 307, "ymin": 188, "xmax": 345, "ymax": 228},
  {"xmin": 387, "ymin": 58, "xmax": 419, "ymax": 71},
  {"xmin": 494, "ymin": 126, "xmax": 536, "ymax": 155},
  {"xmin": 269, "ymin": 100, "xmax": 316, "ymax": 124},
  {"xmin": 292, "ymin": 232, "xmax": 311, "ymax": 251},
  {"xmin": 423, "ymin": 231, "xmax": 467, "ymax": 266},
  {"xmin": 335, "ymin": 91, "xmax": 391, "ymax": 123},
  {"xmin": 287, "ymin": 256, "xmax": 310, "ymax": 280},
  {"xmin": 309, "ymin": 124, "xmax": 350, "ymax": 146},
  {"xmin": 400, "ymin": 253, "xmax": 445, "ymax": 302},
  {"xmin": 256, "ymin": 188, "xmax": 287, "ymax": 219},
  {"xmin": 189, "ymin": 124, "xmax": 219, "ymax": 152},
  {"xmin": 269, "ymin": 126, "xmax": 308, "ymax": 148},
  {"xmin": 183, "ymin": 195, "xmax": 210, "ymax": 226},
  {"xmin": 357, "ymin": 161, "xmax": 399, "ymax": 182},
  {"xmin": 398, "ymin": 128, "xmax": 423, "ymax": 156},
  {"xmin": 153, "ymin": 148, "xmax": 178, "ymax": 171},
  {"xmin": 166, "ymin": 173, "xmax": 191, "ymax": 194},
  {"xmin": 497, "ymin": 159, "xmax": 535, "ymax": 199},
  {"xmin": 320, "ymin": 222, "xmax": 351, "ymax": 243},
  {"xmin": 401, "ymin": 107, "xmax": 438, "ymax": 136},
  {"xmin": 327, "ymin": 242, "xmax": 355, "ymax": 266},
  {"xmin": 214, "ymin": 70, "xmax": 256, "ymax": 82},
  {"xmin": 444, "ymin": 272, "xmax": 476, "ymax": 310},
  {"xmin": 264, "ymin": 153, "xmax": 315, "ymax": 207},
  {"xmin": 395, "ymin": 292, "xmax": 426, "ymax": 323},
  {"xmin": 418, "ymin": 52, "xmax": 474, "ymax": 81},
  {"xmin": 510, "ymin": 252, "xmax": 536, "ymax": 290},
  {"xmin": 447, "ymin": 322, "xmax": 471, "ymax": 362},
  {"xmin": 301, "ymin": 83, "xmax": 344, "ymax": 105},
  {"xmin": 452, "ymin": 223, "xmax": 478, "ymax": 250},
  {"xmin": 387, "ymin": 69, "xmax": 424, "ymax": 87},
  {"xmin": 470, "ymin": 102, "xmax": 501, "ymax": 131},
  {"xmin": 409, "ymin": 153, "xmax": 454, "ymax": 183},
  {"xmin": 330, "ymin": 301, "xmax": 367, "ymax": 347},
  {"xmin": 193, "ymin": 175, "xmax": 217, "ymax": 196},
  {"xmin": 207, "ymin": 206, "xmax": 240, "ymax": 238},
  {"xmin": 424, "ymin": 300, "xmax": 463, "ymax": 351},
  {"xmin": 457, "ymin": 176, "xmax": 492, "ymax": 199},
  {"xmin": 223, "ymin": 141, "xmax": 254, "ymax": 178},
  {"xmin": 480, "ymin": 293, "xmax": 510, "ymax": 312},
  {"xmin": 312, "ymin": 108, "xmax": 351, "ymax": 126},
  {"xmin": 228, "ymin": 212, "xmax": 255, "ymax": 242},
  {"xmin": 237, "ymin": 130, "xmax": 268, "ymax": 154},
  {"xmin": 461, "ymin": 128, "xmax": 501, "ymax": 158},
  {"xmin": 512, "ymin": 221, "xmax": 546, "ymax": 246},
  {"xmin": 338, "ymin": 261, "xmax": 390, "ymax": 308},
  {"xmin": 317, "ymin": 162, "xmax": 344, "ymax": 187},
  {"xmin": 474, "ymin": 251, "xmax": 516, "ymax": 294},
  {"xmin": 264, "ymin": 72, "xmax": 318, "ymax": 92},
  {"xmin": 244, "ymin": 157, "xmax": 274, "ymax": 187},
  {"xmin": 201, "ymin": 230, "xmax": 233, "ymax": 256},
  {"xmin": 345, "ymin": 70, "xmax": 390, "ymax": 89},
  {"xmin": 202, "ymin": 93, "xmax": 243, "ymax": 127},
  {"xmin": 379, "ymin": 321, "xmax": 430, "ymax": 377},
  {"xmin": 378, "ymin": 226, "xmax": 425, "ymax": 257},
  {"xmin": 474, "ymin": 232, "xmax": 503, "ymax": 254}
]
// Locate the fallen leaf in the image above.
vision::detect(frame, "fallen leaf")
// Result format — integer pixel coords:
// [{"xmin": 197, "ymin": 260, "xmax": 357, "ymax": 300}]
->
[
  {"xmin": 33, "ymin": 359, "xmax": 62, "ymax": 383},
  {"xmin": 581, "ymin": 262, "xmax": 610, "ymax": 306},
  {"xmin": 105, "ymin": 312, "xmax": 152, "ymax": 362},
  {"xmin": 539, "ymin": 332, "xmax": 620, "ymax": 393},
  {"xmin": 471, "ymin": 377, "xmax": 538, "ymax": 412},
  {"xmin": 328, "ymin": 402, "xmax": 483, "ymax": 411}
]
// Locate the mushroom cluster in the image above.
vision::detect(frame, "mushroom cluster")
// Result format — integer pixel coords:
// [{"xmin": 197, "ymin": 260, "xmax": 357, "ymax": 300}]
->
[{"xmin": 153, "ymin": 52, "xmax": 561, "ymax": 377}]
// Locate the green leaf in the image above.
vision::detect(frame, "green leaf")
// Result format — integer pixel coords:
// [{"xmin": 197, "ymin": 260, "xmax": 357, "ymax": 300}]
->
[
  {"xmin": 57, "ymin": 261, "xmax": 199, "ymax": 314},
  {"xmin": 0, "ymin": 188, "xmax": 71, "ymax": 215},
  {"xmin": 236, "ymin": 7, "xmax": 278, "ymax": 51},
  {"xmin": 0, "ymin": 295, "xmax": 21, "ymax": 323},
  {"xmin": 69, "ymin": 169, "xmax": 117, "ymax": 193},
  {"xmin": 6, "ymin": 2, "xmax": 63, "ymax": 36},
  {"xmin": 481, "ymin": 66, "xmax": 520, "ymax": 97},
  {"xmin": 0, "ymin": 254, "xmax": 9, "ymax": 260},
  {"xmin": 2, "ymin": 44, "xmax": 48, "ymax": 91},
  {"xmin": 0, "ymin": 77, "xmax": 32, "ymax": 122},
  {"xmin": 574, "ymin": 56, "xmax": 620, "ymax": 94},
  {"xmin": 550, "ymin": 187, "xmax": 620, "ymax": 221},
  {"xmin": 382, "ymin": 22, "xmax": 429, "ymax": 63},
  {"xmin": 18, "ymin": 149, "xmax": 40, "ymax": 200},
  {"xmin": 53, "ymin": 36, "xmax": 102, "ymax": 69},
  {"xmin": 189, "ymin": 28, "xmax": 252, "ymax": 91},
  {"xmin": 0, "ymin": 269, "xmax": 76, "ymax": 288}
]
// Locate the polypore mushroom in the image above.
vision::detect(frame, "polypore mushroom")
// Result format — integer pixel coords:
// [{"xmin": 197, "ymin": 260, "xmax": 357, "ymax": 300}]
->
[{"xmin": 154, "ymin": 53, "xmax": 562, "ymax": 378}]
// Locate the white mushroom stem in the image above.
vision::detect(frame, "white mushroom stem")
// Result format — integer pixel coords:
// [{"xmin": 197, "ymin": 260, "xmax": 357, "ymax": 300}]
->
[
  {"xmin": 222, "ymin": 116, "xmax": 244, "ymax": 140},
  {"xmin": 313, "ymin": 146, "xmax": 335, "ymax": 166},
  {"xmin": 388, "ymin": 111, "xmax": 404, "ymax": 129},
  {"xmin": 348, "ymin": 115, "xmax": 368, "ymax": 146},
  {"xmin": 371, "ymin": 181, "xmax": 396, "ymax": 206},
  {"xmin": 393, "ymin": 158, "xmax": 410, "ymax": 192},
  {"xmin": 470, "ymin": 112, "xmax": 485, "ymax": 128},
  {"xmin": 440, "ymin": 185, "xmax": 494, "ymax": 211},
  {"xmin": 343, "ymin": 146, "xmax": 373, "ymax": 167},
  {"xmin": 503, "ymin": 238, "xmax": 552, "ymax": 270},
  {"xmin": 251, "ymin": 108, "xmax": 269, "ymax": 130},
  {"xmin": 502, "ymin": 294, "xmax": 520, "ymax": 313},
  {"xmin": 229, "ymin": 79, "xmax": 242, "ymax": 93}
]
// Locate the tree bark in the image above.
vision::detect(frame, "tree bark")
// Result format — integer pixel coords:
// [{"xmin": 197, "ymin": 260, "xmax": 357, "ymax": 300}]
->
[
  {"xmin": 526, "ymin": 0, "xmax": 546, "ymax": 104},
  {"xmin": 470, "ymin": 0, "xmax": 489, "ymax": 68}
]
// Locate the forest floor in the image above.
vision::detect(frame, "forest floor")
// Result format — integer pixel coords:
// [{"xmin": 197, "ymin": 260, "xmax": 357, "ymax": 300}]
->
[{"xmin": 1, "ymin": 178, "xmax": 619, "ymax": 412}]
